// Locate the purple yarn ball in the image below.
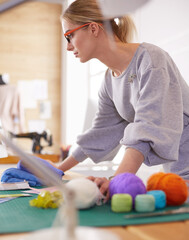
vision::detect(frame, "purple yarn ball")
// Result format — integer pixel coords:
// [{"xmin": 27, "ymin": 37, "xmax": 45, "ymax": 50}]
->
[{"xmin": 109, "ymin": 173, "xmax": 146, "ymax": 199}]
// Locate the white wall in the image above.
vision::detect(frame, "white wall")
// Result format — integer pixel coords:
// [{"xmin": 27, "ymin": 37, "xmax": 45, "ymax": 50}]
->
[
  {"xmin": 65, "ymin": 53, "xmax": 89, "ymax": 144},
  {"xmin": 133, "ymin": 0, "xmax": 189, "ymax": 84},
  {"xmin": 61, "ymin": 0, "xmax": 90, "ymax": 145}
]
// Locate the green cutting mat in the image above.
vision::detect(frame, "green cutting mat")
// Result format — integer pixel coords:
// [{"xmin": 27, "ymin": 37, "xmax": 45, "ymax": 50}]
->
[{"xmin": 0, "ymin": 190, "xmax": 189, "ymax": 234}]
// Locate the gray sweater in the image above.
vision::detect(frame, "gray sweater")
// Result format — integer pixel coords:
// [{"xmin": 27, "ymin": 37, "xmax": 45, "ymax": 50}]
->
[{"xmin": 72, "ymin": 42, "xmax": 189, "ymax": 179}]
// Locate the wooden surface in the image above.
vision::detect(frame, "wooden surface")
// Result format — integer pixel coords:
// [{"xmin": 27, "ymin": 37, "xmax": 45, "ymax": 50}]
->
[
  {"xmin": 0, "ymin": 154, "xmax": 60, "ymax": 164},
  {"xmin": 1, "ymin": 221, "xmax": 189, "ymax": 240},
  {"xmin": 0, "ymin": 0, "xmax": 62, "ymax": 154}
]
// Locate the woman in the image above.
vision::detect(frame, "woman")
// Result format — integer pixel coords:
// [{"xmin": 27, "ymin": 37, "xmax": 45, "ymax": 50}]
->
[{"xmin": 58, "ymin": 0, "xmax": 189, "ymax": 200}]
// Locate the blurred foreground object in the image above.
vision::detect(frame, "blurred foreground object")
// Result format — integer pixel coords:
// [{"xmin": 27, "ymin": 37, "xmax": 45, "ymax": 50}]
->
[
  {"xmin": 30, "ymin": 190, "xmax": 64, "ymax": 209},
  {"xmin": 98, "ymin": 0, "xmax": 150, "ymax": 18}
]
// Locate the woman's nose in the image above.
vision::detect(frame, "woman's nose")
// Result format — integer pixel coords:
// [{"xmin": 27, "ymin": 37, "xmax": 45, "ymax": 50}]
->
[{"xmin": 67, "ymin": 42, "xmax": 74, "ymax": 51}]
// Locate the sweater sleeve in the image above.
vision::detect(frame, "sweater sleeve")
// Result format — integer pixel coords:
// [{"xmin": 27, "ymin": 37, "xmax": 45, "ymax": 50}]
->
[
  {"xmin": 72, "ymin": 75, "xmax": 128, "ymax": 163},
  {"xmin": 121, "ymin": 66, "xmax": 184, "ymax": 165}
]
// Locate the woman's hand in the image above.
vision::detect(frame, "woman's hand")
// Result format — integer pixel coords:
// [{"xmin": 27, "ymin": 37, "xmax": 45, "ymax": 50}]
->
[{"xmin": 87, "ymin": 176, "xmax": 110, "ymax": 203}]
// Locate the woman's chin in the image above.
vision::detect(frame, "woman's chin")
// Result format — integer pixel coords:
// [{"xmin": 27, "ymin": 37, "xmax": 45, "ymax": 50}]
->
[
  {"xmin": 79, "ymin": 58, "xmax": 88, "ymax": 63},
  {"xmin": 79, "ymin": 56, "xmax": 92, "ymax": 63}
]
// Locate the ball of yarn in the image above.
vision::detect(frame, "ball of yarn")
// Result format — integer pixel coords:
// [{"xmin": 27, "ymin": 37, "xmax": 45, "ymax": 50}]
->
[
  {"xmin": 109, "ymin": 173, "xmax": 146, "ymax": 200},
  {"xmin": 147, "ymin": 190, "xmax": 166, "ymax": 209},
  {"xmin": 146, "ymin": 172, "xmax": 165, "ymax": 190},
  {"xmin": 147, "ymin": 172, "xmax": 188, "ymax": 206},
  {"xmin": 66, "ymin": 178, "xmax": 101, "ymax": 209},
  {"xmin": 135, "ymin": 194, "xmax": 155, "ymax": 212},
  {"xmin": 111, "ymin": 194, "xmax": 132, "ymax": 213}
]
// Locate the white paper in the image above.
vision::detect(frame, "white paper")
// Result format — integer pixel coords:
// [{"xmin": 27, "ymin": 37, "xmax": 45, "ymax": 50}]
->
[
  {"xmin": 18, "ymin": 80, "xmax": 48, "ymax": 109},
  {"xmin": 39, "ymin": 101, "xmax": 52, "ymax": 119},
  {"xmin": 28, "ymin": 120, "xmax": 46, "ymax": 133},
  {"xmin": 33, "ymin": 80, "xmax": 48, "ymax": 100},
  {"xmin": 18, "ymin": 81, "xmax": 37, "ymax": 109},
  {"xmin": 0, "ymin": 182, "xmax": 30, "ymax": 190},
  {"xmin": 0, "ymin": 198, "xmax": 17, "ymax": 203}
]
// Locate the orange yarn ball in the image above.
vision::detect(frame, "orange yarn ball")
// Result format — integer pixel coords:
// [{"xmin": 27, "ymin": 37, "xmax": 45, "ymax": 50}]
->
[{"xmin": 147, "ymin": 172, "xmax": 188, "ymax": 206}]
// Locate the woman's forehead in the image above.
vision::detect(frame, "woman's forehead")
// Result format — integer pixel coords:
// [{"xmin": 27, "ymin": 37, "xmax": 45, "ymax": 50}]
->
[{"xmin": 62, "ymin": 20, "xmax": 77, "ymax": 32}]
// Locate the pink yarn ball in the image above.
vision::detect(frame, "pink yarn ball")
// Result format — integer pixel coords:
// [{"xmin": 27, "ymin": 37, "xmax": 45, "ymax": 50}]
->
[{"xmin": 109, "ymin": 173, "xmax": 146, "ymax": 199}]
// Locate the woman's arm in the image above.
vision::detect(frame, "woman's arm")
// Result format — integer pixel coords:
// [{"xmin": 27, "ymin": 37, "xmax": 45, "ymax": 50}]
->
[
  {"xmin": 58, "ymin": 155, "xmax": 79, "ymax": 172},
  {"xmin": 88, "ymin": 147, "xmax": 144, "ymax": 202},
  {"xmin": 114, "ymin": 147, "xmax": 144, "ymax": 175}
]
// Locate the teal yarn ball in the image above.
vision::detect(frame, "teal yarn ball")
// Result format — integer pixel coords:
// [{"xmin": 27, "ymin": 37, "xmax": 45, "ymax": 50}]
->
[
  {"xmin": 111, "ymin": 194, "xmax": 132, "ymax": 213},
  {"xmin": 135, "ymin": 194, "xmax": 155, "ymax": 212},
  {"xmin": 147, "ymin": 190, "xmax": 166, "ymax": 209}
]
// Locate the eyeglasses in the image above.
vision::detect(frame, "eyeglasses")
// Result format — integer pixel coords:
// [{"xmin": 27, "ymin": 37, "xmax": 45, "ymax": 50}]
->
[
  {"xmin": 64, "ymin": 22, "xmax": 103, "ymax": 43},
  {"xmin": 64, "ymin": 23, "xmax": 91, "ymax": 43}
]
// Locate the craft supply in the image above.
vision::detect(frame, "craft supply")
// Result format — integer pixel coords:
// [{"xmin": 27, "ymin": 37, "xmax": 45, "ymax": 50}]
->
[
  {"xmin": 0, "ymin": 181, "xmax": 30, "ymax": 190},
  {"xmin": 0, "ymin": 193, "xmax": 31, "ymax": 198},
  {"xmin": 30, "ymin": 190, "xmax": 63, "ymax": 209},
  {"xmin": 146, "ymin": 172, "xmax": 165, "ymax": 190},
  {"xmin": 1, "ymin": 168, "xmax": 42, "ymax": 187},
  {"xmin": 125, "ymin": 206, "xmax": 189, "ymax": 218},
  {"xmin": 17, "ymin": 158, "xmax": 64, "ymax": 178},
  {"xmin": 147, "ymin": 172, "xmax": 188, "ymax": 206},
  {"xmin": 111, "ymin": 193, "xmax": 132, "ymax": 212},
  {"xmin": 66, "ymin": 178, "xmax": 102, "ymax": 209},
  {"xmin": 147, "ymin": 190, "xmax": 166, "ymax": 209},
  {"xmin": 24, "ymin": 186, "xmax": 61, "ymax": 195},
  {"xmin": 0, "ymin": 197, "xmax": 16, "ymax": 204},
  {"xmin": 135, "ymin": 194, "xmax": 155, "ymax": 212},
  {"xmin": 109, "ymin": 173, "xmax": 146, "ymax": 200}
]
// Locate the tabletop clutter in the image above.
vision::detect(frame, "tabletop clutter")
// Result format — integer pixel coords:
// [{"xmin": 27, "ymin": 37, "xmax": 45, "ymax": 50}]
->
[
  {"xmin": 28, "ymin": 172, "xmax": 189, "ymax": 214},
  {"xmin": 0, "ymin": 159, "xmax": 189, "ymax": 214},
  {"xmin": 109, "ymin": 172, "xmax": 188, "ymax": 213}
]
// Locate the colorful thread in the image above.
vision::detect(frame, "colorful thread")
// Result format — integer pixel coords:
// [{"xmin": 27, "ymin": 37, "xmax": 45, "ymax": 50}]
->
[
  {"xmin": 147, "ymin": 172, "xmax": 188, "ymax": 206},
  {"xmin": 111, "ymin": 194, "xmax": 132, "ymax": 212},
  {"xmin": 135, "ymin": 194, "xmax": 155, "ymax": 212},
  {"xmin": 109, "ymin": 173, "xmax": 146, "ymax": 200},
  {"xmin": 147, "ymin": 190, "xmax": 166, "ymax": 209}
]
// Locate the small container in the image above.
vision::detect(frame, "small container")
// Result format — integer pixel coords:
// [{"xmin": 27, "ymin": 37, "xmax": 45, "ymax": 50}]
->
[
  {"xmin": 111, "ymin": 194, "xmax": 132, "ymax": 213},
  {"xmin": 147, "ymin": 190, "xmax": 166, "ymax": 209},
  {"xmin": 135, "ymin": 194, "xmax": 155, "ymax": 212}
]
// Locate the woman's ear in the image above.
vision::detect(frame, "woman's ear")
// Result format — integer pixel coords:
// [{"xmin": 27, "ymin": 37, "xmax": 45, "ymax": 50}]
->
[{"xmin": 89, "ymin": 22, "xmax": 100, "ymax": 37}]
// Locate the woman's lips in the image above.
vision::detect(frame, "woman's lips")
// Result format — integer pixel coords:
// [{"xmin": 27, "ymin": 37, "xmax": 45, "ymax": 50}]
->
[{"xmin": 74, "ymin": 52, "xmax": 78, "ymax": 57}]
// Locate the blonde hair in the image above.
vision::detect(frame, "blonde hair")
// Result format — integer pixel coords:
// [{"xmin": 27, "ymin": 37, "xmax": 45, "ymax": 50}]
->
[{"xmin": 63, "ymin": 0, "xmax": 136, "ymax": 43}]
